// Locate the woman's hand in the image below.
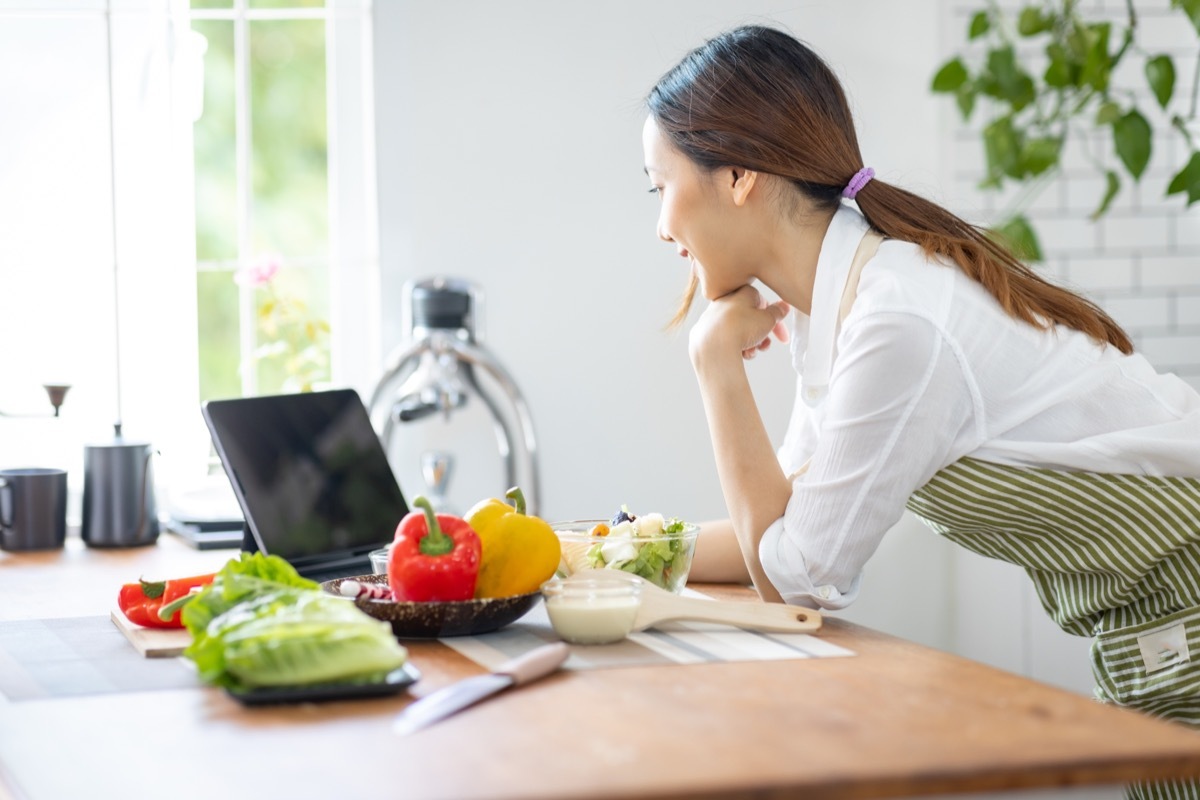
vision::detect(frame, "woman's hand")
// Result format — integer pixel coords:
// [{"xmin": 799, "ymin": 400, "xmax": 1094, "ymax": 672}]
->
[{"xmin": 689, "ymin": 284, "xmax": 791, "ymax": 368}]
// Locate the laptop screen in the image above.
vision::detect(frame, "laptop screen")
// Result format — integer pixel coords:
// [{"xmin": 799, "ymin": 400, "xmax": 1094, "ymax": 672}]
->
[{"xmin": 201, "ymin": 389, "xmax": 408, "ymax": 566}]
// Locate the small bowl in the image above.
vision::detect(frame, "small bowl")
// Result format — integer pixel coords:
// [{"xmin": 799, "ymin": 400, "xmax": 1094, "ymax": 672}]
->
[
  {"xmin": 321, "ymin": 574, "xmax": 540, "ymax": 638},
  {"xmin": 542, "ymin": 573, "xmax": 642, "ymax": 645},
  {"xmin": 369, "ymin": 546, "xmax": 391, "ymax": 575},
  {"xmin": 551, "ymin": 518, "xmax": 700, "ymax": 594}
]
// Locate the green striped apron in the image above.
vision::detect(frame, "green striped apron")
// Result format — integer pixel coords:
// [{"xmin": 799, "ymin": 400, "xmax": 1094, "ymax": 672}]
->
[{"xmin": 906, "ymin": 458, "xmax": 1200, "ymax": 799}]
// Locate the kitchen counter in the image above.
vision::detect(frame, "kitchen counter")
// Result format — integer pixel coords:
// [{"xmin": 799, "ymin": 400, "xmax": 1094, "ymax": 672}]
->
[{"xmin": 2, "ymin": 535, "xmax": 1199, "ymax": 800}]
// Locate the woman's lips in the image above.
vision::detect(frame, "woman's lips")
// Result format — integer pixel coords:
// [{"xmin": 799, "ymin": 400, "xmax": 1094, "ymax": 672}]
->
[{"xmin": 678, "ymin": 247, "xmax": 690, "ymax": 259}]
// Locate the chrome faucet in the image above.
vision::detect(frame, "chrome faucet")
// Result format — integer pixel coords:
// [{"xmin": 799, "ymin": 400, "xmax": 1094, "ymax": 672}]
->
[{"xmin": 367, "ymin": 277, "xmax": 541, "ymax": 514}]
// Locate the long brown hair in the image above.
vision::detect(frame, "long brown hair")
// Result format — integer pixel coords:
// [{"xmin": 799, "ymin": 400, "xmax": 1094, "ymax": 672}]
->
[{"xmin": 647, "ymin": 25, "xmax": 1132, "ymax": 354}]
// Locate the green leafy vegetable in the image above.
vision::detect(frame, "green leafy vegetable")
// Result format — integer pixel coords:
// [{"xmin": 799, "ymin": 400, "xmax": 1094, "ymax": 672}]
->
[
  {"xmin": 584, "ymin": 512, "xmax": 694, "ymax": 592},
  {"xmin": 181, "ymin": 552, "xmax": 407, "ymax": 691}
]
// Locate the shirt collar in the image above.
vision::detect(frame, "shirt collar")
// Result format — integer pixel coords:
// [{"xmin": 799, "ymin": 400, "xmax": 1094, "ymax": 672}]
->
[{"xmin": 790, "ymin": 203, "xmax": 870, "ymax": 407}]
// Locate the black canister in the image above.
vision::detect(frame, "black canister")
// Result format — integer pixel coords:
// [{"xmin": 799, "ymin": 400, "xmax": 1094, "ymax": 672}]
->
[{"xmin": 81, "ymin": 424, "xmax": 159, "ymax": 548}]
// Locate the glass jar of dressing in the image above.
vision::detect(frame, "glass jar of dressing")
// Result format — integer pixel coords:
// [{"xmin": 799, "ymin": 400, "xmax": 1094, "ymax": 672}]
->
[{"xmin": 541, "ymin": 573, "xmax": 642, "ymax": 645}]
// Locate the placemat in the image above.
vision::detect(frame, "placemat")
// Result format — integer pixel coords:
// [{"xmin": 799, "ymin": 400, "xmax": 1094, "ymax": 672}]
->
[
  {"xmin": 442, "ymin": 596, "xmax": 854, "ymax": 672},
  {"xmin": 0, "ymin": 616, "xmax": 198, "ymax": 702}
]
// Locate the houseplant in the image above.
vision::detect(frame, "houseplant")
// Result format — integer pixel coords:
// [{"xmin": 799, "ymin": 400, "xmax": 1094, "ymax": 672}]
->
[
  {"xmin": 235, "ymin": 255, "xmax": 330, "ymax": 393},
  {"xmin": 931, "ymin": 0, "xmax": 1200, "ymax": 261}
]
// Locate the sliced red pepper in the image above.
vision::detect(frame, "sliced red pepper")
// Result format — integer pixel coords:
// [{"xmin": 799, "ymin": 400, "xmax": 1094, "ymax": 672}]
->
[
  {"xmin": 388, "ymin": 496, "xmax": 481, "ymax": 602},
  {"xmin": 117, "ymin": 572, "xmax": 215, "ymax": 629}
]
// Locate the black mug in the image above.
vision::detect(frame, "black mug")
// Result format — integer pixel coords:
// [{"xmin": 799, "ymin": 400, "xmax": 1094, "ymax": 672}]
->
[{"xmin": 0, "ymin": 468, "xmax": 68, "ymax": 551}]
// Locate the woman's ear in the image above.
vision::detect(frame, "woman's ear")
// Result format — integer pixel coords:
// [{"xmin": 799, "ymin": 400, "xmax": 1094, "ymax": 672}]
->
[{"xmin": 728, "ymin": 167, "xmax": 759, "ymax": 207}]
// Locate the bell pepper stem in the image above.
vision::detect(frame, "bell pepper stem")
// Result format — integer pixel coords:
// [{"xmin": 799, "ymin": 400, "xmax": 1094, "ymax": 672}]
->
[
  {"xmin": 414, "ymin": 496, "xmax": 454, "ymax": 556},
  {"xmin": 504, "ymin": 486, "xmax": 527, "ymax": 516},
  {"xmin": 157, "ymin": 591, "xmax": 196, "ymax": 622},
  {"xmin": 139, "ymin": 578, "xmax": 167, "ymax": 600}
]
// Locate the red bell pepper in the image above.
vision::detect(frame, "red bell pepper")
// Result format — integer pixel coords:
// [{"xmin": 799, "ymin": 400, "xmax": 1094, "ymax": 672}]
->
[
  {"xmin": 388, "ymin": 496, "xmax": 481, "ymax": 602},
  {"xmin": 117, "ymin": 572, "xmax": 215, "ymax": 629}
]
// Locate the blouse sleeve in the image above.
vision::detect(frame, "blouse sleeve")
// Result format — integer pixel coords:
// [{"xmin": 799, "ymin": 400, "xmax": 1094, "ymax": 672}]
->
[{"xmin": 758, "ymin": 309, "xmax": 980, "ymax": 609}]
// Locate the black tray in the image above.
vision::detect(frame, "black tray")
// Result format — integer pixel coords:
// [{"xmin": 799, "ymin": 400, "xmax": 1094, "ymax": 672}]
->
[{"xmin": 225, "ymin": 661, "xmax": 421, "ymax": 706}]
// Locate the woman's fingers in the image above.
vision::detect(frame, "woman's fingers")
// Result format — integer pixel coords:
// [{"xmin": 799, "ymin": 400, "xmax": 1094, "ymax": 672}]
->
[
  {"xmin": 741, "ymin": 299, "xmax": 790, "ymax": 360},
  {"xmin": 768, "ymin": 300, "xmax": 791, "ymax": 343},
  {"xmin": 691, "ymin": 285, "xmax": 792, "ymax": 365}
]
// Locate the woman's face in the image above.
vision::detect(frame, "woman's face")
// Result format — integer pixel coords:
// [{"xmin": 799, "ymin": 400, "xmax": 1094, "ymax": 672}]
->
[{"xmin": 642, "ymin": 116, "xmax": 754, "ymax": 300}]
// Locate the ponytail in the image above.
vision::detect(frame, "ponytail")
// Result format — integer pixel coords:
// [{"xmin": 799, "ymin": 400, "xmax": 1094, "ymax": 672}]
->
[{"xmin": 854, "ymin": 180, "xmax": 1133, "ymax": 354}]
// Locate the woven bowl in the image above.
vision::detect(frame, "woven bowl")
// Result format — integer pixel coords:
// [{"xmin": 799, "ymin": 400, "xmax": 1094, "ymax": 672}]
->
[{"xmin": 320, "ymin": 574, "xmax": 540, "ymax": 638}]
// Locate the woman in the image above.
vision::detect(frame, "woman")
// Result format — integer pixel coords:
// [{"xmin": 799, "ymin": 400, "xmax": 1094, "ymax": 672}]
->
[{"xmin": 644, "ymin": 24, "xmax": 1200, "ymax": 799}]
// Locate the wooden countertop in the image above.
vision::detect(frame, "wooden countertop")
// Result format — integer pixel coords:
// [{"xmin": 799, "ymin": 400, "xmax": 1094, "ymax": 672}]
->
[{"xmin": 2, "ymin": 535, "xmax": 1200, "ymax": 800}]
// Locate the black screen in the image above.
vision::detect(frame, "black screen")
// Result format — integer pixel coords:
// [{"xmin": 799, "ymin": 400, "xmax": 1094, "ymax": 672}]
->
[{"xmin": 201, "ymin": 389, "xmax": 408, "ymax": 563}]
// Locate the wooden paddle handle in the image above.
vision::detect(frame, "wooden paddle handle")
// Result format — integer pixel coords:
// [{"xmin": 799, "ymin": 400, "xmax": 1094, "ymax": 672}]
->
[{"xmin": 648, "ymin": 596, "xmax": 822, "ymax": 633}]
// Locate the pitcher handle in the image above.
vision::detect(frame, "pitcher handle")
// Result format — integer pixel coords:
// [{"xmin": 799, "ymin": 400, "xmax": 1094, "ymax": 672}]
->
[{"xmin": 0, "ymin": 477, "xmax": 11, "ymax": 530}]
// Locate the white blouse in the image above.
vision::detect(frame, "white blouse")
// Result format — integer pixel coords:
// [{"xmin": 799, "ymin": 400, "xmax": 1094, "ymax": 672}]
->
[{"xmin": 758, "ymin": 205, "xmax": 1200, "ymax": 609}]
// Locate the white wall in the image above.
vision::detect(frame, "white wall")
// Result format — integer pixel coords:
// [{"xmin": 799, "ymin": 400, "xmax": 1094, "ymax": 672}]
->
[{"xmin": 371, "ymin": 0, "xmax": 958, "ymax": 650}]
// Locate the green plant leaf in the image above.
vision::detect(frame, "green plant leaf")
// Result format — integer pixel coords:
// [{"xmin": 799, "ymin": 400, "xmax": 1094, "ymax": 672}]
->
[
  {"xmin": 969, "ymin": 10, "xmax": 990, "ymax": 39},
  {"xmin": 1145, "ymin": 55, "xmax": 1176, "ymax": 109},
  {"xmin": 983, "ymin": 116, "xmax": 1024, "ymax": 180},
  {"xmin": 1091, "ymin": 171, "xmax": 1121, "ymax": 219},
  {"xmin": 982, "ymin": 47, "xmax": 1036, "ymax": 110},
  {"xmin": 956, "ymin": 83, "xmax": 977, "ymax": 120},
  {"xmin": 932, "ymin": 58, "xmax": 969, "ymax": 93},
  {"xmin": 1172, "ymin": 0, "xmax": 1200, "ymax": 36},
  {"xmin": 1166, "ymin": 151, "xmax": 1200, "ymax": 203},
  {"xmin": 1066, "ymin": 20, "xmax": 1094, "ymax": 61},
  {"xmin": 1017, "ymin": 6, "xmax": 1052, "ymax": 36},
  {"xmin": 1095, "ymin": 101, "xmax": 1122, "ymax": 125},
  {"xmin": 1021, "ymin": 136, "xmax": 1063, "ymax": 176},
  {"xmin": 1043, "ymin": 42, "xmax": 1074, "ymax": 87},
  {"xmin": 1113, "ymin": 110, "xmax": 1152, "ymax": 179},
  {"xmin": 992, "ymin": 215, "xmax": 1043, "ymax": 263},
  {"xmin": 1079, "ymin": 22, "xmax": 1113, "ymax": 92}
]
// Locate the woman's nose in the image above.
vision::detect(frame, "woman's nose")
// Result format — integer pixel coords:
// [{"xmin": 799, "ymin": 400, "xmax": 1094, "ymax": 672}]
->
[{"xmin": 657, "ymin": 219, "xmax": 672, "ymax": 244}]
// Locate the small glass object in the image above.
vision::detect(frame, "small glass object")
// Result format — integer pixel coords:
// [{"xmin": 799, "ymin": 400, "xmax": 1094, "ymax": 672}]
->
[
  {"xmin": 541, "ymin": 573, "xmax": 642, "ymax": 645},
  {"xmin": 369, "ymin": 546, "xmax": 391, "ymax": 575}
]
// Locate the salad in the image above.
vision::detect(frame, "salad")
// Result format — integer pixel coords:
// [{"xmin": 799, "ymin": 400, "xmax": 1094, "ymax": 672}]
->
[{"xmin": 560, "ymin": 506, "xmax": 696, "ymax": 592}]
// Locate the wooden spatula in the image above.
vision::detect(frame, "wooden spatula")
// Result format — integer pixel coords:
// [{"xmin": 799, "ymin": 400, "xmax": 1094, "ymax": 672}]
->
[{"xmin": 571, "ymin": 569, "xmax": 822, "ymax": 634}]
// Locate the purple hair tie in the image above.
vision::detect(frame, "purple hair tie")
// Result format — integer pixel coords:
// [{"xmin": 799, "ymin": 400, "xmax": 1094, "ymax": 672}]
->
[{"xmin": 842, "ymin": 167, "xmax": 875, "ymax": 199}]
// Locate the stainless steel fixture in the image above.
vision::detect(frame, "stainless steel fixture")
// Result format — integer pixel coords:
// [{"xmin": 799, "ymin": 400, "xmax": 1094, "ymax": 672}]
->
[{"xmin": 367, "ymin": 278, "xmax": 540, "ymax": 514}]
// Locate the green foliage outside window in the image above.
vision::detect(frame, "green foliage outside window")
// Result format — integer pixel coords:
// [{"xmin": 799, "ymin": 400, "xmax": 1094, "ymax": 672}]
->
[
  {"xmin": 931, "ymin": 0, "xmax": 1200, "ymax": 262},
  {"xmin": 193, "ymin": 6, "xmax": 330, "ymax": 401}
]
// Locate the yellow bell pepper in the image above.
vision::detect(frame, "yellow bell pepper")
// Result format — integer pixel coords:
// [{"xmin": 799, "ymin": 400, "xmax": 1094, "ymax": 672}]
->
[{"xmin": 466, "ymin": 487, "xmax": 561, "ymax": 599}]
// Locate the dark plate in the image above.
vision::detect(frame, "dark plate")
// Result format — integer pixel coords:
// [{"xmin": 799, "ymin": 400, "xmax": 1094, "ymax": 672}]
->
[
  {"xmin": 321, "ymin": 574, "xmax": 542, "ymax": 638},
  {"xmin": 225, "ymin": 661, "xmax": 422, "ymax": 707}
]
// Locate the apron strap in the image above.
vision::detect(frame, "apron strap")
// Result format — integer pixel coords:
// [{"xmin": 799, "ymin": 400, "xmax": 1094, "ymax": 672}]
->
[{"xmin": 839, "ymin": 231, "xmax": 884, "ymax": 325}]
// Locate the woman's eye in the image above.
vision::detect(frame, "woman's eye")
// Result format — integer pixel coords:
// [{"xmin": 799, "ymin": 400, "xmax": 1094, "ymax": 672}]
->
[{"xmin": 647, "ymin": 186, "xmax": 660, "ymax": 195}]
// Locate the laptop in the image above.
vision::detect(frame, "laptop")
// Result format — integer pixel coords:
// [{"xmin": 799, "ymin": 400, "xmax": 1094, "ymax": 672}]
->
[{"xmin": 201, "ymin": 388, "xmax": 409, "ymax": 583}]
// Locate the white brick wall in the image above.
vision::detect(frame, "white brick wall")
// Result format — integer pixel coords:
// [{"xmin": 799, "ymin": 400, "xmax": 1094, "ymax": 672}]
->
[{"xmin": 947, "ymin": 1, "xmax": 1200, "ymax": 391}]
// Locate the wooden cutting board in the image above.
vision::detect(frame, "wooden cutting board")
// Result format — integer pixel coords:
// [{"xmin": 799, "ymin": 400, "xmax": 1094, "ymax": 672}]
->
[{"xmin": 109, "ymin": 609, "xmax": 192, "ymax": 658}]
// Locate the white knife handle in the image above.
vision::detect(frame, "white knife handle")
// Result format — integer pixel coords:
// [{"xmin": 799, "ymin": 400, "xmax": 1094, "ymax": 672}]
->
[{"xmin": 497, "ymin": 642, "xmax": 570, "ymax": 685}]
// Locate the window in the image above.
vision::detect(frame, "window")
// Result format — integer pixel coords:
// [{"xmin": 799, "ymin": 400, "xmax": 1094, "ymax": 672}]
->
[
  {"xmin": 0, "ymin": 0, "xmax": 379, "ymax": 517},
  {"xmin": 194, "ymin": 0, "xmax": 331, "ymax": 398}
]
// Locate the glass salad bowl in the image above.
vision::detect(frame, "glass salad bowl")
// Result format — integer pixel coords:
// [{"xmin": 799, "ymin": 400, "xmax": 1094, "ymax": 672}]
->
[{"xmin": 551, "ymin": 516, "xmax": 700, "ymax": 594}]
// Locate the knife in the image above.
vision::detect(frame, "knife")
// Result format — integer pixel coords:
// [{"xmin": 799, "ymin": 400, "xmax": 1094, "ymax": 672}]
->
[{"xmin": 393, "ymin": 641, "xmax": 570, "ymax": 735}]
